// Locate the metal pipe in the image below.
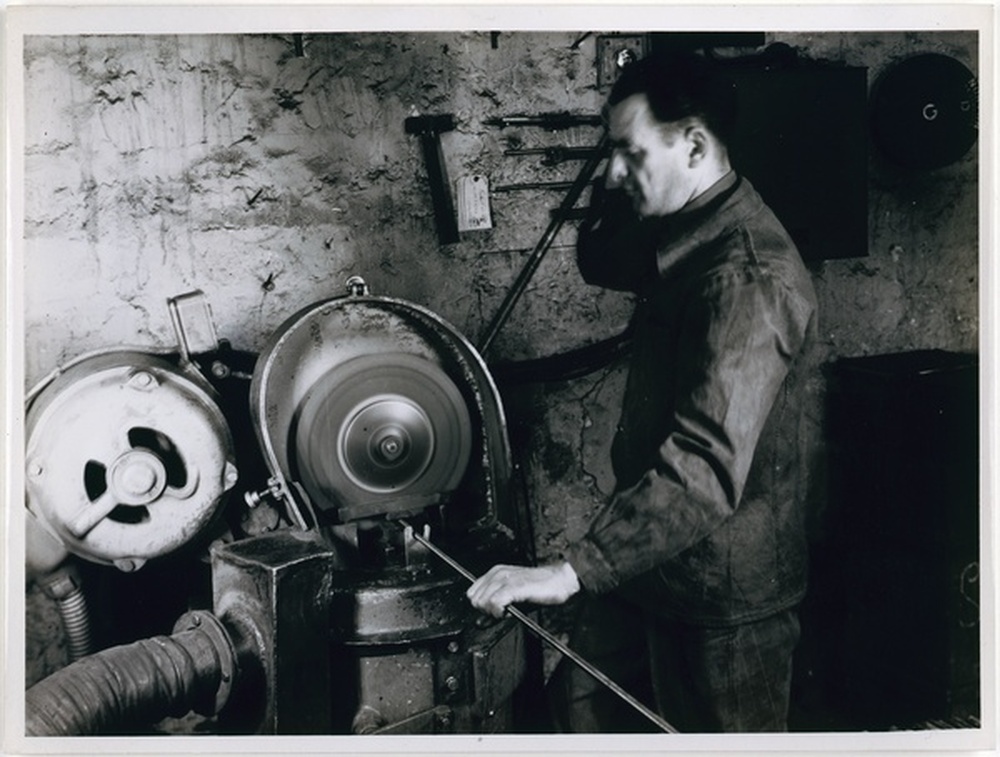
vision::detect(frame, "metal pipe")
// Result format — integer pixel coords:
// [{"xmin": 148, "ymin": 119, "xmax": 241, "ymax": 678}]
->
[
  {"xmin": 404, "ymin": 524, "xmax": 679, "ymax": 734},
  {"xmin": 478, "ymin": 133, "xmax": 609, "ymax": 356}
]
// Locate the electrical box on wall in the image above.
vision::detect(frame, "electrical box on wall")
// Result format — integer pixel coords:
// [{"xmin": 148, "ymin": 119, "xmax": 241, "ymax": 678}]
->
[{"xmin": 597, "ymin": 34, "xmax": 649, "ymax": 91}]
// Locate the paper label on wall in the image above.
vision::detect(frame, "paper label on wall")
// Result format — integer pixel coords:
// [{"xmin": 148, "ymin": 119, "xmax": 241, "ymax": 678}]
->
[{"xmin": 456, "ymin": 175, "xmax": 493, "ymax": 232}]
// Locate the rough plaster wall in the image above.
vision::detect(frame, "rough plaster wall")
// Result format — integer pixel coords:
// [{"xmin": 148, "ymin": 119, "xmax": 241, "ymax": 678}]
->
[
  {"xmin": 22, "ymin": 32, "xmax": 625, "ymax": 387},
  {"xmin": 23, "ymin": 30, "xmax": 978, "ymax": 687},
  {"xmin": 784, "ymin": 31, "xmax": 979, "ymax": 356}
]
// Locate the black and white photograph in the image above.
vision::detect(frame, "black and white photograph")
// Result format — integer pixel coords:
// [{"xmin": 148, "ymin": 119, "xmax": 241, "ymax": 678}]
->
[{"xmin": 2, "ymin": 3, "xmax": 994, "ymax": 754}]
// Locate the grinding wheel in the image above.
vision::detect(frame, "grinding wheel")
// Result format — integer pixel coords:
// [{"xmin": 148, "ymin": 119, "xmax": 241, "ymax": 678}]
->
[{"xmin": 293, "ymin": 352, "xmax": 473, "ymax": 519}]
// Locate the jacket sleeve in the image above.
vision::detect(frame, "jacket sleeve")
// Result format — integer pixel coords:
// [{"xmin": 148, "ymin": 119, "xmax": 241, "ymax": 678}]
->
[
  {"xmin": 566, "ymin": 267, "xmax": 814, "ymax": 593},
  {"xmin": 576, "ymin": 185, "xmax": 659, "ymax": 292}
]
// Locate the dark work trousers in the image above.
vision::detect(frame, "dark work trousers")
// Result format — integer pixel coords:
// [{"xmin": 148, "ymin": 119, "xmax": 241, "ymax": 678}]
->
[{"xmin": 546, "ymin": 591, "xmax": 801, "ymax": 733}]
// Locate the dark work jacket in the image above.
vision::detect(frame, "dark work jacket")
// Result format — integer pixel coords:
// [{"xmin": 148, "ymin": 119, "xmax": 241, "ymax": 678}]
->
[{"xmin": 567, "ymin": 176, "xmax": 818, "ymax": 626}]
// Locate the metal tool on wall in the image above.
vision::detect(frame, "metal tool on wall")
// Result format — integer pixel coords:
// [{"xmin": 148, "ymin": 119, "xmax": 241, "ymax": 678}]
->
[
  {"xmin": 405, "ymin": 114, "xmax": 460, "ymax": 244},
  {"xmin": 504, "ymin": 145, "xmax": 603, "ymax": 166},
  {"xmin": 484, "ymin": 112, "xmax": 603, "ymax": 130},
  {"xmin": 493, "ymin": 179, "xmax": 599, "ymax": 193},
  {"xmin": 478, "ymin": 131, "xmax": 609, "ymax": 355}
]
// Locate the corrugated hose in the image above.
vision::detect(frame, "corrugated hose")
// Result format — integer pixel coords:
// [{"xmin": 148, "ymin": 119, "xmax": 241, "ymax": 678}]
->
[{"xmin": 25, "ymin": 610, "xmax": 236, "ymax": 736}]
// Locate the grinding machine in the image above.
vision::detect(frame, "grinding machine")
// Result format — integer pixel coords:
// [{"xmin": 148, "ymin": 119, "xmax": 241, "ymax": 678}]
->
[{"xmin": 24, "ymin": 280, "xmax": 533, "ymax": 736}]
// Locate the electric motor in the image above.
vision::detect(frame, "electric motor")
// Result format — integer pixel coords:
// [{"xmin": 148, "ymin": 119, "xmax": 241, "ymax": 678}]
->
[{"xmin": 25, "ymin": 351, "xmax": 238, "ymax": 572}]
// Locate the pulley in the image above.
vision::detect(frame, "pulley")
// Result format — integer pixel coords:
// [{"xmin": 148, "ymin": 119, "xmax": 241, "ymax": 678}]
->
[{"xmin": 25, "ymin": 351, "xmax": 238, "ymax": 571}]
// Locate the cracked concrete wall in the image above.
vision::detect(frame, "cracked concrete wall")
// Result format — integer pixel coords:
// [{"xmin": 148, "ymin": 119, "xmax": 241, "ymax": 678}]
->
[
  {"xmin": 22, "ymin": 30, "xmax": 978, "ymax": 686},
  {"xmin": 23, "ymin": 32, "xmax": 626, "ymax": 387}
]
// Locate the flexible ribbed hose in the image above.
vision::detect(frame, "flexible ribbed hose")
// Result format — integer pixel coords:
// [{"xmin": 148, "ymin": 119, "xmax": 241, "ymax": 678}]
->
[
  {"xmin": 25, "ymin": 616, "xmax": 233, "ymax": 736},
  {"xmin": 35, "ymin": 567, "xmax": 94, "ymax": 663},
  {"xmin": 55, "ymin": 586, "xmax": 94, "ymax": 661}
]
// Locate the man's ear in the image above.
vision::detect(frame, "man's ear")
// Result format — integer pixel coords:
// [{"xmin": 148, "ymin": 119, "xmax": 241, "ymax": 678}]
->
[{"xmin": 685, "ymin": 125, "xmax": 709, "ymax": 166}]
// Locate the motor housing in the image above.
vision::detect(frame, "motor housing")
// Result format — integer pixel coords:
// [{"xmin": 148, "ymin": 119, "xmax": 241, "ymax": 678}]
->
[{"xmin": 25, "ymin": 350, "xmax": 238, "ymax": 572}]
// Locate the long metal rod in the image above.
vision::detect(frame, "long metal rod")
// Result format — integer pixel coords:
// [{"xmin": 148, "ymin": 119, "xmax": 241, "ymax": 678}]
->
[
  {"xmin": 477, "ymin": 132, "xmax": 609, "ymax": 356},
  {"xmin": 404, "ymin": 523, "xmax": 679, "ymax": 734}
]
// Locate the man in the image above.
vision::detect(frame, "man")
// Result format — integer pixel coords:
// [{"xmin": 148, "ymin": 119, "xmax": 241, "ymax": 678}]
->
[{"xmin": 468, "ymin": 52, "xmax": 818, "ymax": 733}]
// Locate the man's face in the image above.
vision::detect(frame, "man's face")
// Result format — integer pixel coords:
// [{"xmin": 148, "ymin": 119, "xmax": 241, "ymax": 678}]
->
[{"xmin": 606, "ymin": 93, "xmax": 696, "ymax": 218}]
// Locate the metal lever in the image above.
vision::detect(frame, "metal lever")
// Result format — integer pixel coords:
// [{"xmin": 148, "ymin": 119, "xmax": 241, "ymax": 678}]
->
[
  {"xmin": 167, "ymin": 290, "xmax": 220, "ymax": 364},
  {"xmin": 402, "ymin": 522, "xmax": 679, "ymax": 734}
]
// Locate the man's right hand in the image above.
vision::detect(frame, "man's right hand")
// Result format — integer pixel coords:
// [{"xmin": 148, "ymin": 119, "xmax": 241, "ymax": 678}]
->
[{"xmin": 466, "ymin": 561, "xmax": 581, "ymax": 618}]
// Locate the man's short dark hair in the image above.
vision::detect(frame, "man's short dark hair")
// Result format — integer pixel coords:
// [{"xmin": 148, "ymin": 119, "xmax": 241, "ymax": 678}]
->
[{"xmin": 608, "ymin": 52, "xmax": 738, "ymax": 146}]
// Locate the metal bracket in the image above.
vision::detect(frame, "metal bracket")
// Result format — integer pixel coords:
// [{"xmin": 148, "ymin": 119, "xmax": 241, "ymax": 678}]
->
[
  {"xmin": 405, "ymin": 114, "xmax": 460, "ymax": 245},
  {"xmin": 172, "ymin": 610, "xmax": 238, "ymax": 716}
]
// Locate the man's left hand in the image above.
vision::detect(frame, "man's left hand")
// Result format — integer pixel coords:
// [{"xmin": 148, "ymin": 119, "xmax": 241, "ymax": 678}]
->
[{"xmin": 466, "ymin": 562, "xmax": 581, "ymax": 618}]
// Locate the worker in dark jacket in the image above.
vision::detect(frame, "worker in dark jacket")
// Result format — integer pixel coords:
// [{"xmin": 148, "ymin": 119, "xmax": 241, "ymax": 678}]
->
[{"xmin": 468, "ymin": 52, "xmax": 818, "ymax": 733}]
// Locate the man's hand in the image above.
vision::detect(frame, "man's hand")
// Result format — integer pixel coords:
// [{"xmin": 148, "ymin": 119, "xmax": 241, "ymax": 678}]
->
[{"xmin": 466, "ymin": 562, "xmax": 581, "ymax": 618}]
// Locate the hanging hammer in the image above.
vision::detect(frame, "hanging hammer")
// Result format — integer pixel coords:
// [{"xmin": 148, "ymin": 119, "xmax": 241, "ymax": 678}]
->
[{"xmin": 405, "ymin": 114, "xmax": 460, "ymax": 245}]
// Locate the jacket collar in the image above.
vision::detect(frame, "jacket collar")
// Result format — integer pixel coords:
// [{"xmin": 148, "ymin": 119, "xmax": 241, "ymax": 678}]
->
[{"xmin": 654, "ymin": 175, "xmax": 763, "ymax": 279}]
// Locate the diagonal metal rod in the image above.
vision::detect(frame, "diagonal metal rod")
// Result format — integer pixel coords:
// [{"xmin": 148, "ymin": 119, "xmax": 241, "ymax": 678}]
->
[
  {"xmin": 478, "ymin": 132, "xmax": 609, "ymax": 356},
  {"xmin": 404, "ymin": 522, "xmax": 679, "ymax": 734}
]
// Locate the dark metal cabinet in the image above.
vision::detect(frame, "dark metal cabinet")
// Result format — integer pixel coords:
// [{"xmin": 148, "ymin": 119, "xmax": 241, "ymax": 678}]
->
[{"xmin": 819, "ymin": 349, "xmax": 979, "ymax": 729}]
